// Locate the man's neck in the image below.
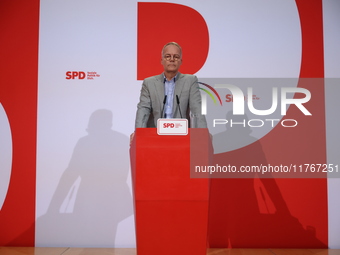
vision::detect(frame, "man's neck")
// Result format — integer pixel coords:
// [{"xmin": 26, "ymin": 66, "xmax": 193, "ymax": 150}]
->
[{"xmin": 164, "ymin": 71, "xmax": 178, "ymax": 81}]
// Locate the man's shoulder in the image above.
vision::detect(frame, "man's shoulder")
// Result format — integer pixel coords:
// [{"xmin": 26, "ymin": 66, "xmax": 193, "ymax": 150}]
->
[
  {"xmin": 143, "ymin": 73, "xmax": 197, "ymax": 83},
  {"xmin": 177, "ymin": 73, "xmax": 197, "ymax": 81},
  {"xmin": 144, "ymin": 74, "xmax": 163, "ymax": 83},
  {"xmin": 177, "ymin": 74, "xmax": 198, "ymax": 87}
]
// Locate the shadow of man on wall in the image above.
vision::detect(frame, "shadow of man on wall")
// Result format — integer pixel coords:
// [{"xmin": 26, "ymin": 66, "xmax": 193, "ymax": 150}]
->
[
  {"xmin": 208, "ymin": 113, "xmax": 326, "ymax": 248},
  {"xmin": 36, "ymin": 109, "xmax": 133, "ymax": 246}
]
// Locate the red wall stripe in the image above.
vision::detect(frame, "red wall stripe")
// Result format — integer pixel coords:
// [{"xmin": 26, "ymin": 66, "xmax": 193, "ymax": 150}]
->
[
  {"xmin": 208, "ymin": 0, "xmax": 328, "ymax": 248},
  {"xmin": 137, "ymin": 2, "xmax": 209, "ymax": 80},
  {"xmin": 0, "ymin": 0, "xmax": 40, "ymax": 246}
]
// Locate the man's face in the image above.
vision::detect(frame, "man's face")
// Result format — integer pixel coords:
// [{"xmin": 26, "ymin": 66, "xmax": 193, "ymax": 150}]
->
[{"xmin": 161, "ymin": 45, "xmax": 182, "ymax": 73}]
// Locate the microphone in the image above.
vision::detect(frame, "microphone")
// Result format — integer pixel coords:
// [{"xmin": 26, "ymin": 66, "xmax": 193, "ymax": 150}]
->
[
  {"xmin": 161, "ymin": 95, "xmax": 167, "ymax": 118},
  {"xmin": 176, "ymin": 95, "xmax": 183, "ymax": 119}
]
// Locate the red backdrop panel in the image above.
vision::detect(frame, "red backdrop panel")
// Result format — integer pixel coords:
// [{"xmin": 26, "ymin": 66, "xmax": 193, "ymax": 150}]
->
[
  {"xmin": 208, "ymin": 0, "xmax": 328, "ymax": 248},
  {"xmin": 137, "ymin": 2, "xmax": 209, "ymax": 80},
  {"xmin": 0, "ymin": 0, "xmax": 39, "ymax": 246}
]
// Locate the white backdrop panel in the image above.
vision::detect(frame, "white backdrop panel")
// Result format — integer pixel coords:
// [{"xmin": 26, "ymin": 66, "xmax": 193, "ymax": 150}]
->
[{"xmin": 36, "ymin": 0, "xmax": 329, "ymax": 248}]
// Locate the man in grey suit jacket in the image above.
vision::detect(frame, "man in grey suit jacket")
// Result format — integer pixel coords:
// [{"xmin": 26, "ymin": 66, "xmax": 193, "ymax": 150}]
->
[{"xmin": 134, "ymin": 42, "xmax": 207, "ymax": 129}]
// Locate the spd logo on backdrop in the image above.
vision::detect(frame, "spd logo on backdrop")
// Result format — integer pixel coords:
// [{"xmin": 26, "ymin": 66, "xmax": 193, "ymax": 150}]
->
[{"xmin": 65, "ymin": 71, "xmax": 101, "ymax": 80}]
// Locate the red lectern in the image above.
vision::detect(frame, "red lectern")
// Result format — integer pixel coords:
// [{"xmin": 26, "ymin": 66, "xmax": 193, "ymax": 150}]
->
[{"xmin": 130, "ymin": 128, "xmax": 211, "ymax": 255}]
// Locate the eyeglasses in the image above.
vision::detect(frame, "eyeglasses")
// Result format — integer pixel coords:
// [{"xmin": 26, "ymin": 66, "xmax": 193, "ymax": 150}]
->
[{"xmin": 163, "ymin": 54, "xmax": 181, "ymax": 61}]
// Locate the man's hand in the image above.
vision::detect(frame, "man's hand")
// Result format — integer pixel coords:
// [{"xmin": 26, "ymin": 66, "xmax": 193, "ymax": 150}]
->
[{"xmin": 130, "ymin": 132, "xmax": 135, "ymax": 145}]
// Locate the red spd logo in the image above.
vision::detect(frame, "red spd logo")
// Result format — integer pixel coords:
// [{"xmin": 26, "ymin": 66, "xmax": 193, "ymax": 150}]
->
[
  {"xmin": 66, "ymin": 71, "xmax": 86, "ymax": 79},
  {"xmin": 157, "ymin": 119, "xmax": 188, "ymax": 135},
  {"xmin": 66, "ymin": 71, "xmax": 101, "ymax": 80},
  {"xmin": 163, "ymin": 123, "xmax": 183, "ymax": 128},
  {"xmin": 163, "ymin": 123, "xmax": 175, "ymax": 128}
]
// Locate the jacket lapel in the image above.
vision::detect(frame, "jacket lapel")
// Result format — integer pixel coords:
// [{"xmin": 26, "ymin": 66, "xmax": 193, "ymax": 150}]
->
[
  {"xmin": 173, "ymin": 73, "xmax": 184, "ymax": 117},
  {"xmin": 174, "ymin": 72, "xmax": 184, "ymax": 100},
  {"xmin": 153, "ymin": 74, "xmax": 165, "ymax": 111}
]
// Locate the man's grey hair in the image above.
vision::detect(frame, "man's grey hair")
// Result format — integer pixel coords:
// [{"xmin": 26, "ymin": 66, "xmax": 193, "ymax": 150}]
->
[{"xmin": 161, "ymin": 42, "xmax": 182, "ymax": 58}]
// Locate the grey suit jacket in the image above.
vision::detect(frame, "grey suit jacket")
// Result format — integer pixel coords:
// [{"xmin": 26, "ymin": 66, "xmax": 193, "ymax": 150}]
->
[{"xmin": 135, "ymin": 73, "xmax": 207, "ymax": 128}]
